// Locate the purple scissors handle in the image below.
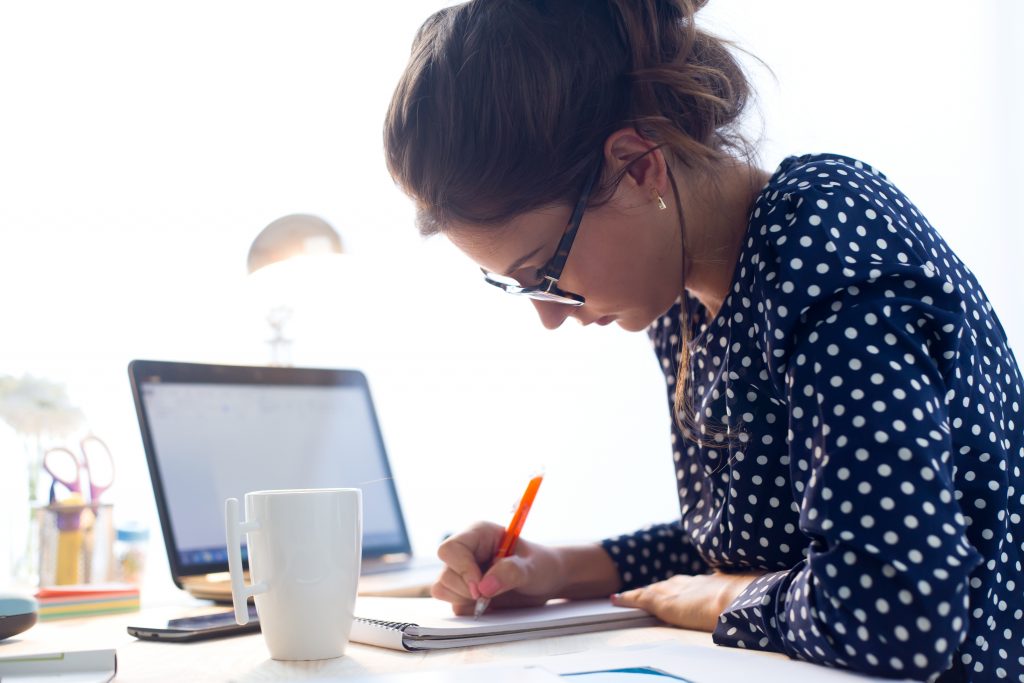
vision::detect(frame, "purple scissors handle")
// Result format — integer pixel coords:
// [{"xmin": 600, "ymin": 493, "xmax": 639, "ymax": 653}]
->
[
  {"xmin": 42, "ymin": 446, "xmax": 83, "ymax": 496},
  {"xmin": 42, "ymin": 446, "xmax": 85, "ymax": 532},
  {"xmin": 78, "ymin": 434, "xmax": 115, "ymax": 503},
  {"xmin": 43, "ymin": 435, "xmax": 115, "ymax": 504}
]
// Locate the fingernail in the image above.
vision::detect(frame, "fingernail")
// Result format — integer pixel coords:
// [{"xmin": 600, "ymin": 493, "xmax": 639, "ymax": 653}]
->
[
  {"xmin": 468, "ymin": 582, "xmax": 480, "ymax": 600},
  {"xmin": 478, "ymin": 575, "xmax": 501, "ymax": 597},
  {"xmin": 611, "ymin": 593, "xmax": 622, "ymax": 602}
]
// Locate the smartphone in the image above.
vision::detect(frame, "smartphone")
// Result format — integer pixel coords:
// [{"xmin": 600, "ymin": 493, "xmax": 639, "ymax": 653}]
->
[{"xmin": 127, "ymin": 605, "xmax": 260, "ymax": 642}]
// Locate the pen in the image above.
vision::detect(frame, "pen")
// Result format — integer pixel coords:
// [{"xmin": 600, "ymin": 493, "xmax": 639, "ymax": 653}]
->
[
  {"xmin": 54, "ymin": 493, "xmax": 85, "ymax": 585},
  {"xmin": 474, "ymin": 473, "xmax": 544, "ymax": 619}
]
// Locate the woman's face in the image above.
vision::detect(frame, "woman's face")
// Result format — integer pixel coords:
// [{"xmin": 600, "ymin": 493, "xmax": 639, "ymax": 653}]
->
[{"xmin": 447, "ymin": 186, "xmax": 683, "ymax": 332}]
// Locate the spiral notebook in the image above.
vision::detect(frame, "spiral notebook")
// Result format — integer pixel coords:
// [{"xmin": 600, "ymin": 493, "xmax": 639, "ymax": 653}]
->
[{"xmin": 350, "ymin": 597, "xmax": 659, "ymax": 651}]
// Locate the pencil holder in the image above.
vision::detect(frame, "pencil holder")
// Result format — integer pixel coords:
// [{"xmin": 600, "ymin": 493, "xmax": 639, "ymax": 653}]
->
[{"xmin": 35, "ymin": 502, "xmax": 115, "ymax": 586}]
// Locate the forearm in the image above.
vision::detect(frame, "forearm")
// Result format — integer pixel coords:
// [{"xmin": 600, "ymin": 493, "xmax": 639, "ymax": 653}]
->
[{"xmin": 552, "ymin": 544, "xmax": 621, "ymax": 599}]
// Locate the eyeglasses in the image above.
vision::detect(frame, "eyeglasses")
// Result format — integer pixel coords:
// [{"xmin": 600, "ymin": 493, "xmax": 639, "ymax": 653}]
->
[{"xmin": 481, "ymin": 164, "xmax": 600, "ymax": 307}]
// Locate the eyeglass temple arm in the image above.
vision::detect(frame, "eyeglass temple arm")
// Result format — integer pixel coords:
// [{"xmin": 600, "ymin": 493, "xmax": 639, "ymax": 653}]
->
[{"xmin": 540, "ymin": 164, "xmax": 601, "ymax": 286}]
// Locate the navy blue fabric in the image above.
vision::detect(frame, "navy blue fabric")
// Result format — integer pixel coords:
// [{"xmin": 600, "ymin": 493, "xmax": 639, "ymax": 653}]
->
[{"xmin": 600, "ymin": 154, "xmax": 1023, "ymax": 682}]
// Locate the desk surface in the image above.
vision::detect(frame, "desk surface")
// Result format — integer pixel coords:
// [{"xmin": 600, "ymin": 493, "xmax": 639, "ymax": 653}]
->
[{"xmin": 0, "ymin": 601, "xmax": 768, "ymax": 682}]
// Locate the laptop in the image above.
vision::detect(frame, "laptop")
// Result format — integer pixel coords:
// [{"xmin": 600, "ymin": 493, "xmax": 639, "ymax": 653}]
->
[{"xmin": 128, "ymin": 359, "xmax": 438, "ymax": 602}]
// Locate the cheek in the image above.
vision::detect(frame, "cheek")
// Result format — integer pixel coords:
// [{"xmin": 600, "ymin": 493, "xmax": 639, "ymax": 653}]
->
[
  {"xmin": 582, "ymin": 225, "xmax": 673, "ymax": 298},
  {"xmin": 570, "ymin": 223, "xmax": 631, "ymax": 288},
  {"xmin": 567, "ymin": 251, "xmax": 627, "ymax": 303}
]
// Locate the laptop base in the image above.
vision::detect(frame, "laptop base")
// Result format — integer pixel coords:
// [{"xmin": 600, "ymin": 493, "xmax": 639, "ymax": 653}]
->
[{"xmin": 181, "ymin": 564, "xmax": 438, "ymax": 603}]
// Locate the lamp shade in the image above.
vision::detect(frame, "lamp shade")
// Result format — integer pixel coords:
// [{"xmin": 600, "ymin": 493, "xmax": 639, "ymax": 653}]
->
[{"xmin": 246, "ymin": 214, "xmax": 344, "ymax": 275}]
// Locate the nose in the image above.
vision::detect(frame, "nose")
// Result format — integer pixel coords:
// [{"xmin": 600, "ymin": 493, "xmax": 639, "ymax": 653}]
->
[{"xmin": 531, "ymin": 300, "xmax": 573, "ymax": 330}]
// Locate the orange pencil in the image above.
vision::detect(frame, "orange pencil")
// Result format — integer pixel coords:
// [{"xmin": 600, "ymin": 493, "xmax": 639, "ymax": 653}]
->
[{"xmin": 474, "ymin": 473, "xmax": 544, "ymax": 618}]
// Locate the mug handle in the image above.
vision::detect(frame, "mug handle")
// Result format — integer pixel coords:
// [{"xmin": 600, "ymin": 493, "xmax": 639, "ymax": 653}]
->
[{"xmin": 225, "ymin": 497, "xmax": 268, "ymax": 625}]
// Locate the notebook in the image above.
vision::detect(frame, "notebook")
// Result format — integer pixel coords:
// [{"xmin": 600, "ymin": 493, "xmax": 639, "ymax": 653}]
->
[
  {"xmin": 350, "ymin": 597, "xmax": 659, "ymax": 651},
  {"xmin": 128, "ymin": 360, "xmax": 439, "ymax": 602}
]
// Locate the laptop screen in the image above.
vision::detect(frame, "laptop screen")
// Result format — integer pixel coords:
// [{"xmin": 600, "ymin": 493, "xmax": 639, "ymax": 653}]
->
[{"xmin": 129, "ymin": 360, "xmax": 412, "ymax": 579}]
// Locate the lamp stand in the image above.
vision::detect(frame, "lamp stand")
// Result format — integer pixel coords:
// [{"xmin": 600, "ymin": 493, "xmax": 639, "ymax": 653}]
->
[{"xmin": 266, "ymin": 305, "xmax": 294, "ymax": 367}]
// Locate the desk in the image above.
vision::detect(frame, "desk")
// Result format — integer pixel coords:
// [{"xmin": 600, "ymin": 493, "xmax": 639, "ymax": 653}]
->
[{"xmin": 0, "ymin": 602, "xmax": 783, "ymax": 682}]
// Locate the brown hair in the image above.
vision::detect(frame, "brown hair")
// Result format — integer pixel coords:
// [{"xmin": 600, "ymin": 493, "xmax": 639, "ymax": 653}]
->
[{"xmin": 384, "ymin": 0, "xmax": 755, "ymax": 431}]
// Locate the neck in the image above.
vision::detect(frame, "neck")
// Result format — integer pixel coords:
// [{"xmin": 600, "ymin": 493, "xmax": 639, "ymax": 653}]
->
[{"xmin": 677, "ymin": 161, "xmax": 771, "ymax": 317}]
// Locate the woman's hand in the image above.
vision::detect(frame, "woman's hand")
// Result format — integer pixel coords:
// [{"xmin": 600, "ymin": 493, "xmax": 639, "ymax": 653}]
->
[
  {"xmin": 431, "ymin": 521, "xmax": 567, "ymax": 615},
  {"xmin": 611, "ymin": 571, "xmax": 765, "ymax": 632}
]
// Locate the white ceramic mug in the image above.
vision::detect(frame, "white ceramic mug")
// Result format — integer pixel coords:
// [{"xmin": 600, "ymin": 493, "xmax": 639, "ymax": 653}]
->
[{"xmin": 225, "ymin": 488, "xmax": 362, "ymax": 660}]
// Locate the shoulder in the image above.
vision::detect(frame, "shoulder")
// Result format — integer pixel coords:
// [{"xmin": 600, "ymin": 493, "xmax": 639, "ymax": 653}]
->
[
  {"xmin": 756, "ymin": 153, "xmax": 910, "ymax": 240},
  {"xmin": 741, "ymin": 154, "xmax": 966, "ymax": 378},
  {"xmin": 747, "ymin": 153, "xmax": 956, "ymax": 312},
  {"xmin": 754, "ymin": 153, "xmax": 913, "ymax": 266},
  {"xmin": 769, "ymin": 153, "xmax": 890, "ymax": 191}
]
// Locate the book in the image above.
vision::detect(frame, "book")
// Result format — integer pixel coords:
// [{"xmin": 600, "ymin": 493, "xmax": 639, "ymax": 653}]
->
[
  {"xmin": 35, "ymin": 583, "xmax": 140, "ymax": 620},
  {"xmin": 0, "ymin": 648, "xmax": 117, "ymax": 682},
  {"xmin": 350, "ymin": 597, "xmax": 659, "ymax": 651}
]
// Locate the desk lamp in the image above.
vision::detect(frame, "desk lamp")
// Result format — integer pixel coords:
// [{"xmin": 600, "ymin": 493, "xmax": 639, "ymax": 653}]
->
[{"xmin": 246, "ymin": 214, "xmax": 344, "ymax": 366}]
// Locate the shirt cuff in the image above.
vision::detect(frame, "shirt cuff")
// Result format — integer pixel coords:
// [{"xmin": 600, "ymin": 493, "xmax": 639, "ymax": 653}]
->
[
  {"xmin": 712, "ymin": 569, "xmax": 790, "ymax": 652},
  {"xmin": 599, "ymin": 522, "xmax": 709, "ymax": 591}
]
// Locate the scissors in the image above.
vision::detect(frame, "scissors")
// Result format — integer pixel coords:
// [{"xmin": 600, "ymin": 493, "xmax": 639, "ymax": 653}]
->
[{"xmin": 43, "ymin": 434, "xmax": 115, "ymax": 504}]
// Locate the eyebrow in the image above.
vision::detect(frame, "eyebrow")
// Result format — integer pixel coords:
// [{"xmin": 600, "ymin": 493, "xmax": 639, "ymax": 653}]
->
[{"xmin": 501, "ymin": 244, "xmax": 546, "ymax": 277}]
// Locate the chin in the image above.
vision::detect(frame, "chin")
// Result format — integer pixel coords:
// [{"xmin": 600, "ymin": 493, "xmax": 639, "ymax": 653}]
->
[
  {"xmin": 616, "ymin": 317, "xmax": 650, "ymax": 333},
  {"xmin": 618, "ymin": 304, "xmax": 670, "ymax": 332}
]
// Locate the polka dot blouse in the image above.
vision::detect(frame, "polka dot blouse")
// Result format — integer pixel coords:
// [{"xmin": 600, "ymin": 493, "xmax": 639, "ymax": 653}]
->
[{"xmin": 600, "ymin": 154, "xmax": 1024, "ymax": 682}]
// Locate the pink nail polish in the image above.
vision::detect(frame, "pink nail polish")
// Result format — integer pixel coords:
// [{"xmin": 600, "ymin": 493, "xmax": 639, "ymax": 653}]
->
[{"xmin": 478, "ymin": 575, "xmax": 501, "ymax": 597}]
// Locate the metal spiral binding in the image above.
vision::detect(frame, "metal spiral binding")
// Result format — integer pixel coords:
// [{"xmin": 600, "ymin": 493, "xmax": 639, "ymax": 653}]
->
[{"xmin": 355, "ymin": 617, "xmax": 413, "ymax": 632}]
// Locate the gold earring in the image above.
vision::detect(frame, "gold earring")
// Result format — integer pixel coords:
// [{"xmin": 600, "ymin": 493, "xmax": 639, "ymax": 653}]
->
[{"xmin": 655, "ymin": 193, "xmax": 667, "ymax": 211}]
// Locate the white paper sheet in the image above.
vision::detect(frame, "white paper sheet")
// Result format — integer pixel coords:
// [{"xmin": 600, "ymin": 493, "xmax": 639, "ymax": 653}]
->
[
  {"xmin": 540, "ymin": 641, "xmax": 908, "ymax": 682},
  {"xmin": 327, "ymin": 641, "xmax": 910, "ymax": 682},
  {"xmin": 314, "ymin": 665, "xmax": 561, "ymax": 683}
]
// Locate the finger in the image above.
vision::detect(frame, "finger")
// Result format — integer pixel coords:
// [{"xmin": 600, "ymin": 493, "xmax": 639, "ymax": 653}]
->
[
  {"xmin": 477, "ymin": 555, "xmax": 530, "ymax": 599},
  {"xmin": 436, "ymin": 536, "xmax": 487, "ymax": 595},
  {"xmin": 430, "ymin": 581, "xmax": 475, "ymax": 612},
  {"xmin": 449, "ymin": 600, "xmax": 477, "ymax": 617},
  {"xmin": 612, "ymin": 585, "xmax": 671, "ymax": 620},
  {"xmin": 613, "ymin": 579, "xmax": 704, "ymax": 630},
  {"xmin": 465, "ymin": 521, "xmax": 506, "ymax": 560},
  {"xmin": 610, "ymin": 587, "xmax": 648, "ymax": 609},
  {"xmin": 436, "ymin": 566, "xmax": 479, "ymax": 601}
]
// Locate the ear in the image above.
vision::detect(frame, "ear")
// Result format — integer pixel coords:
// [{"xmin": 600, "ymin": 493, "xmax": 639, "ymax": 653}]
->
[{"xmin": 602, "ymin": 128, "xmax": 669, "ymax": 198}]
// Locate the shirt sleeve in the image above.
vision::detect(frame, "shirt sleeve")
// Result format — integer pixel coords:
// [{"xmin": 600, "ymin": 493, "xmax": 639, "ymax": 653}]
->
[
  {"xmin": 712, "ymin": 285, "xmax": 983, "ymax": 679},
  {"xmin": 601, "ymin": 521, "xmax": 711, "ymax": 590}
]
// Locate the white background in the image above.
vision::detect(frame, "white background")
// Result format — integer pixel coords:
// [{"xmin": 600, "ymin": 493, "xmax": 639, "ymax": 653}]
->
[{"xmin": 1, "ymin": 1, "xmax": 1021, "ymax": 590}]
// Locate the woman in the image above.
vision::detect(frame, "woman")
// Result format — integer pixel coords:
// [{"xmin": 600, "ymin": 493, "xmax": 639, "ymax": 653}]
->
[{"xmin": 383, "ymin": 2, "xmax": 1023, "ymax": 681}]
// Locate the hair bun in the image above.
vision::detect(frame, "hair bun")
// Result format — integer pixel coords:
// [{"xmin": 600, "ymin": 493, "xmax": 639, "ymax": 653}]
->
[{"xmin": 665, "ymin": 0, "xmax": 709, "ymax": 12}]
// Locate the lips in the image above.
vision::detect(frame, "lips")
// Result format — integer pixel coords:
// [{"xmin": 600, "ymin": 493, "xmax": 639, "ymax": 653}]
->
[{"xmin": 576, "ymin": 314, "xmax": 616, "ymax": 327}]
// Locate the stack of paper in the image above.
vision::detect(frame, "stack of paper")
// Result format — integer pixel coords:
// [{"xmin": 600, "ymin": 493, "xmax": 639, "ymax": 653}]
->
[{"xmin": 35, "ymin": 583, "xmax": 140, "ymax": 620}]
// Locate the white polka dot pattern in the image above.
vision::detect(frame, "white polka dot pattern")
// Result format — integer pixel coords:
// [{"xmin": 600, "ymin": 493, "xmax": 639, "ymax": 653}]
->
[{"xmin": 600, "ymin": 154, "xmax": 1024, "ymax": 683}]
